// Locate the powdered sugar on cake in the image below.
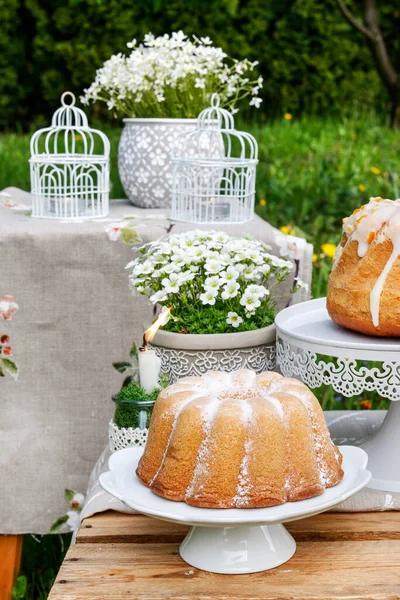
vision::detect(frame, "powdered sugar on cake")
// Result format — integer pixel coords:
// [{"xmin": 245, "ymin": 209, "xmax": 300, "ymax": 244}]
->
[{"xmin": 138, "ymin": 370, "xmax": 344, "ymax": 508}]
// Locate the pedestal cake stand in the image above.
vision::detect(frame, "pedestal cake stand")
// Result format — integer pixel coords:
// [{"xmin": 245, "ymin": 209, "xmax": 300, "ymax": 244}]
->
[
  {"xmin": 99, "ymin": 446, "xmax": 370, "ymax": 574},
  {"xmin": 276, "ymin": 297, "xmax": 400, "ymax": 492}
]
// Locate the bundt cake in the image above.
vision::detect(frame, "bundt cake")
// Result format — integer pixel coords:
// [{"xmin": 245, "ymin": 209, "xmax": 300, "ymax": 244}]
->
[
  {"xmin": 136, "ymin": 370, "xmax": 343, "ymax": 508},
  {"xmin": 327, "ymin": 197, "xmax": 400, "ymax": 336}
]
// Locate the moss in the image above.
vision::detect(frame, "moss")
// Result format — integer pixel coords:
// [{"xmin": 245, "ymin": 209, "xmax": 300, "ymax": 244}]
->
[
  {"xmin": 113, "ymin": 383, "xmax": 160, "ymax": 429},
  {"xmin": 114, "ymin": 403, "xmax": 154, "ymax": 429},
  {"xmin": 116, "ymin": 383, "xmax": 159, "ymax": 403}
]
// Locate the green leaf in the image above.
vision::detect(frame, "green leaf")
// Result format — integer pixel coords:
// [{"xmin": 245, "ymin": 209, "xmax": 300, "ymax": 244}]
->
[
  {"xmin": 64, "ymin": 489, "xmax": 75, "ymax": 504},
  {"xmin": 50, "ymin": 514, "xmax": 68, "ymax": 533},
  {"xmin": 122, "ymin": 375, "xmax": 135, "ymax": 387},
  {"xmin": 112, "ymin": 361, "xmax": 132, "ymax": 373},
  {"xmin": 1, "ymin": 358, "xmax": 18, "ymax": 379},
  {"xmin": 12, "ymin": 575, "xmax": 27, "ymax": 600},
  {"xmin": 0, "ymin": 365, "xmax": 4, "ymax": 377},
  {"xmin": 120, "ymin": 227, "xmax": 141, "ymax": 245},
  {"xmin": 129, "ymin": 342, "xmax": 138, "ymax": 360}
]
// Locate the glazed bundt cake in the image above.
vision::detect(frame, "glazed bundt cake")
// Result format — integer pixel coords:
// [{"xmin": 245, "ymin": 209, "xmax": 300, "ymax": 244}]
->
[
  {"xmin": 136, "ymin": 370, "xmax": 343, "ymax": 508},
  {"xmin": 327, "ymin": 197, "xmax": 400, "ymax": 336}
]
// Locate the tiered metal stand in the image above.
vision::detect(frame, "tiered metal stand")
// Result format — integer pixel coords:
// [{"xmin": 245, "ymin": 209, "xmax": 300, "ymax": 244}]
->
[{"xmin": 276, "ymin": 297, "xmax": 400, "ymax": 493}]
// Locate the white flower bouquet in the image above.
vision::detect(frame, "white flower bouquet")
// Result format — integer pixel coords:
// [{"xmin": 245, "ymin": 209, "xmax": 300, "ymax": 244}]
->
[
  {"xmin": 127, "ymin": 231, "xmax": 303, "ymax": 334},
  {"xmin": 81, "ymin": 31, "xmax": 263, "ymax": 118}
]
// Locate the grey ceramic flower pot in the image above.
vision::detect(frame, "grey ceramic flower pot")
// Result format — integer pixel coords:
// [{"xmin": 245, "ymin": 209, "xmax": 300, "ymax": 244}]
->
[
  {"xmin": 149, "ymin": 325, "xmax": 277, "ymax": 384},
  {"xmin": 118, "ymin": 118, "xmax": 197, "ymax": 208}
]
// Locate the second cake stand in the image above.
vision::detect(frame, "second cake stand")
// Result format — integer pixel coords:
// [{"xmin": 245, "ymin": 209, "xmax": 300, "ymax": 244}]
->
[
  {"xmin": 276, "ymin": 297, "xmax": 400, "ymax": 492},
  {"xmin": 100, "ymin": 446, "xmax": 370, "ymax": 574}
]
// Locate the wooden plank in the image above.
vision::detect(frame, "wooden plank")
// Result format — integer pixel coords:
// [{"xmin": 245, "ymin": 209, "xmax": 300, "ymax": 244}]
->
[
  {"xmin": 77, "ymin": 513, "xmax": 189, "ymax": 545},
  {"xmin": 77, "ymin": 511, "xmax": 400, "ymax": 544},
  {"xmin": 48, "ymin": 539, "xmax": 400, "ymax": 600},
  {"xmin": 0, "ymin": 535, "xmax": 23, "ymax": 600}
]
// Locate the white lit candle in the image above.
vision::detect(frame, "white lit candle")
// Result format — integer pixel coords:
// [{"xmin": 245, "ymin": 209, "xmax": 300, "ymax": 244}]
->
[
  {"xmin": 138, "ymin": 307, "xmax": 171, "ymax": 394},
  {"xmin": 138, "ymin": 347, "xmax": 162, "ymax": 394}
]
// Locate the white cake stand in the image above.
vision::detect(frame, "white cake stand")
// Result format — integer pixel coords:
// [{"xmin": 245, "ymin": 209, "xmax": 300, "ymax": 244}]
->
[
  {"xmin": 99, "ymin": 446, "xmax": 370, "ymax": 574},
  {"xmin": 276, "ymin": 297, "xmax": 400, "ymax": 492}
]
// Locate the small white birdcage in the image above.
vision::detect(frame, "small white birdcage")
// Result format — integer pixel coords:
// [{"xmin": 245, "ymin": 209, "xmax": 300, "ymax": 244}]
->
[
  {"xmin": 171, "ymin": 94, "xmax": 258, "ymax": 224},
  {"xmin": 30, "ymin": 92, "xmax": 110, "ymax": 219}
]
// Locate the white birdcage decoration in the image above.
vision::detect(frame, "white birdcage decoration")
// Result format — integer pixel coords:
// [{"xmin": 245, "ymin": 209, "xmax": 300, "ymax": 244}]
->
[
  {"xmin": 30, "ymin": 92, "xmax": 110, "ymax": 219},
  {"xmin": 171, "ymin": 94, "xmax": 258, "ymax": 224}
]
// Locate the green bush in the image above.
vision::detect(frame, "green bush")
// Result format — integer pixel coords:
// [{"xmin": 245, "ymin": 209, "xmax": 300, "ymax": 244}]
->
[{"xmin": 1, "ymin": 0, "xmax": 396, "ymax": 129}]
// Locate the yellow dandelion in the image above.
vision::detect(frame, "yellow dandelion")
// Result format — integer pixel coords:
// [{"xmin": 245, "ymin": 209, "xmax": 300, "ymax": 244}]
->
[
  {"xmin": 75, "ymin": 134, "xmax": 82, "ymax": 141},
  {"xmin": 312, "ymin": 253, "xmax": 318, "ymax": 263},
  {"xmin": 370, "ymin": 166, "xmax": 381, "ymax": 175},
  {"xmin": 280, "ymin": 225, "xmax": 294, "ymax": 235},
  {"xmin": 259, "ymin": 198, "xmax": 267, "ymax": 207},
  {"xmin": 284, "ymin": 113, "xmax": 292, "ymax": 120},
  {"xmin": 358, "ymin": 184, "xmax": 366, "ymax": 192},
  {"xmin": 321, "ymin": 243, "xmax": 336, "ymax": 258}
]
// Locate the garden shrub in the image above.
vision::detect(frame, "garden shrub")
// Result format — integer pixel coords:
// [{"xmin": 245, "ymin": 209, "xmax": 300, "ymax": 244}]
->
[{"xmin": 1, "ymin": 0, "xmax": 395, "ymax": 129}]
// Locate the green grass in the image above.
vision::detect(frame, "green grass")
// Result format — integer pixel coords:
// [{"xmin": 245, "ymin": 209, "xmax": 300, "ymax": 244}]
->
[
  {"xmin": 253, "ymin": 113, "xmax": 400, "ymax": 248},
  {"xmin": 12, "ymin": 534, "xmax": 72, "ymax": 600},
  {"xmin": 6, "ymin": 113, "xmax": 398, "ymax": 598},
  {"xmin": 2, "ymin": 112, "xmax": 400, "ymax": 250}
]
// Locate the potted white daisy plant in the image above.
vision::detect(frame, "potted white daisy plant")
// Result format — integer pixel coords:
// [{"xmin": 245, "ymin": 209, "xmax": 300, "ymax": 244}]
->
[
  {"xmin": 127, "ymin": 230, "xmax": 306, "ymax": 382},
  {"xmin": 81, "ymin": 31, "xmax": 263, "ymax": 209}
]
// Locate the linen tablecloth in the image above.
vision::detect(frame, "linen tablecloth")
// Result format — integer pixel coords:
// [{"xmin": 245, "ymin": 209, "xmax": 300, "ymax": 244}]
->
[{"xmin": 0, "ymin": 187, "xmax": 312, "ymax": 534}]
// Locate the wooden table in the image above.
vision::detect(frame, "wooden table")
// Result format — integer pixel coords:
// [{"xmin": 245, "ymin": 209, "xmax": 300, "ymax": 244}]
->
[{"xmin": 48, "ymin": 511, "xmax": 400, "ymax": 600}]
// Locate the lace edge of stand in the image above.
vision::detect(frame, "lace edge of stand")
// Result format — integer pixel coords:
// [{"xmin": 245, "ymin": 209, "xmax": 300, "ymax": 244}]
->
[{"xmin": 108, "ymin": 421, "xmax": 148, "ymax": 452}]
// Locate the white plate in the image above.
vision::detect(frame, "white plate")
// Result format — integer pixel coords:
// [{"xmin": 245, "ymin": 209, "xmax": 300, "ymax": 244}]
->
[
  {"xmin": 100, "ymin": 445, "xmax": 370, "ymax": 527},
  {"xmin": 275, "ymin": 297, "xmax": 400, "ymax": 355}
]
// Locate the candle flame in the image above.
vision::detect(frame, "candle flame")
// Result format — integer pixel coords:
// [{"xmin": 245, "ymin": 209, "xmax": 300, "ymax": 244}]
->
[{"xmin": 143, "ymin": 307, "xmax": 172, "ymax": 349}]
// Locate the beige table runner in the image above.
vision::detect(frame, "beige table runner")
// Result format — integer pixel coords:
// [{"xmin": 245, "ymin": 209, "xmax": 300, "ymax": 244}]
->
[{"xmin": 0, "ymin": 188, "xmax": 312, "ymax": 533}]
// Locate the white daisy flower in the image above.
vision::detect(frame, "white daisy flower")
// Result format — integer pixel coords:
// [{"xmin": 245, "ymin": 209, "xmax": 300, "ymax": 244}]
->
[
  {"xmin": 269, "ymin": 255, "xmax": 293, "ymax": 270},
  {"xmin": 172, "ymin": 258, "xmax": 185, "ymax": 269},
  {"xmin": 200, "ymin": 289, "xmax": 218, "ymax": 305},
  {"xmin": 249, "ymin": 97, "xmax": 262, "ymax": 108},
  {"xmin": 204, "ymin": 276, "xmax": 222, "ymax": 290},
  {"xmin": 246, "ymin": 284, "xmax": 269, "ymax": 297},
  {"xmin": 66, "ymin": 510, "xmax": 81, "ymax": 532},
  {"xmin": 161, "ymin": 273, "xmax": 182, "ymax": 293},
  {"xmin": 294, "ymin": 278, "xmax": 309, "ymax": 292},
  {"xmin": 205, "ymin": 259, "xmax": 224, "ymax": 274},
  {"xmin": 162, "ymin": 263, "xmax": 179, "ymax": 274},
  {"xmin": 226, "ymin": 311, "xmax": 243, "ymax": 328},
  {"xmin": 180, "ymin": 271, "xmax": 196, "ymax": 282},
  {"xmin": 191, "ymin": 244, "xmax": 206, "ymax": 261},
  {"xmin": 212, "ymin": 232, "xmax": 229, "ymax": 244},
  {"xmin": 276, "ymin": 235, "xmax": 305, "ymax": 261},
  {"xmin": 240, "ymin": 292, "xmax": 261, "ymax": 311},
  {"xmin": 219, "ymin": 266, "xmax": 240, "ymax": 283},
  {"xmin": 221, "ymin": 281, "xmax": 240, "ymax": 300},
  {"xmin": 150, "ymin": 290, "xmax": 168, "ymax": 304},
  {"xmin": 242, "ymin": 264, "xmax": 258, "ymax": 279},
  {"xmin": 259, "ymin": 263, "xmax": 271, "ymax": 275}
]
